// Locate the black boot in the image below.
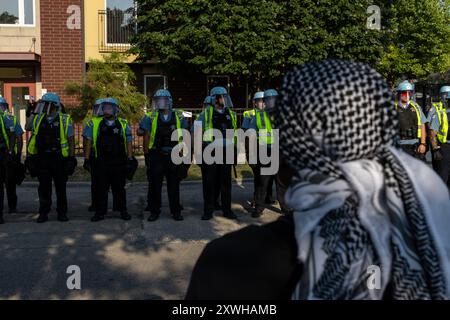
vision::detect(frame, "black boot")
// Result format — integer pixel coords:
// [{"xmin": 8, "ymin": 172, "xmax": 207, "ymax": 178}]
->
[
  {"xmin": 144, "ymin": 205, "xmax": 151, "ymax": 212},
  {"xmin": 121, "ymin": 212, "xmax": 131, "ymax": 221},
  {"xmin": 251, "ymin": 208, "xmax": 263, "ymax": 218},
  {"xmin": 147, "ymin": 212, "xmax": 159, "ymax": 222},
  {"xmin": 57, "ymin": 213, "xmax": 69, "ymax": 222},
  {"xmin": 88, "ymin": 205, "xmax": 96, "ymax": 212},
  {"xmin": 36, "ymin": 214, "xmax": 48, "ymax": 223},
  {"xmin": 0, "ymin": 213, "xmax": 4, "ymax": 224},
  {"xmin": 173, "ymin": 213, "xmax": 184, "ymax": 221},
  {"xmin": 201, "ymin": 212, "xmax": 213, "ymax": 220},
  {"xmin": 223, "ymin": 210, "xmax": 237, "ymax": 220},
  {"xmin": 91, "ymin": 214, "xmax": 105, "ymax": 222}
]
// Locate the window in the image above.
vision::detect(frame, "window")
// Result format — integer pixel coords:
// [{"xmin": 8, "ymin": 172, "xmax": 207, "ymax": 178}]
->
[
  {"xmin": 0, "ymin": 0, "xmax": 34, "ymax": 26},
  {"xmin": 106, "ymin": 0, "xmax": 136, "ymax": 44}
]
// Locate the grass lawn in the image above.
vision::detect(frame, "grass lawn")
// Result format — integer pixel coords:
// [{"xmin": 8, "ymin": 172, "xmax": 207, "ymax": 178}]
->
[{"xmin": 24, "ymin": 164, "xmax": 254, "ymax": 182}]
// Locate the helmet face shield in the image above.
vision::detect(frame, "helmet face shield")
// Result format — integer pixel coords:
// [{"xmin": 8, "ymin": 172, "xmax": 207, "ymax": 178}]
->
[
  {"xmin": 100, "ymin": 102, "xmax": 118, "ymax": 117},
  {"xmin": 0, "ymin": 102, "xmax": 8, "ymax": 113},
  {"xmin": 213, "ymin": 94, "xmax": 233, "ymax": 109},
  {"xmin": 93, "ymin": 104, "xmax": 102, "ymax": 117},
  {"xmin": 254, "ymin": 98, "xmax": 264, "ymax": 110},
  {"xmin": 264, "ymin": 96, "xmax": 277, "ymax": 112},
  {"xmin": 398, "ymin": 90, "xmax": 412, "ymax": 103},
  {"xmin": 39, "ymin": 101, "xmax": 61, "ymax": 116},
  {"xmin": 153, "ymin": 96, "xmax": 172, "ymax": 110}
]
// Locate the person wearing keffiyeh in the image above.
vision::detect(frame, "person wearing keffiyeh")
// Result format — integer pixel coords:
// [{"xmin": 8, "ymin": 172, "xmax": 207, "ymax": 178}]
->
[{"xmin": 185, "ymin": 60, "xmax": 450, "ymax": 300}]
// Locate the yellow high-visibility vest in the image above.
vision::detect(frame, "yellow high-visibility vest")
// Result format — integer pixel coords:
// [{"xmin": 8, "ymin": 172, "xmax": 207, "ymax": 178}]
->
[
  {"xmin": 146, "ymin": 110, "xmax": 183, "ymax": 149},
  {"xmin": 255, "ymin": 110, "xmax": 273, "ymax": 145},
  {"xmin": 27, "ymin": 113, "xmax": 71, "ymax": 157},
  {"xmin": 203, "ymin": 106, "xmax": 237, "ymax": 143},
  {"xmin": 432, "ymin": 102, "xmax": 449, "ymax": 144}
]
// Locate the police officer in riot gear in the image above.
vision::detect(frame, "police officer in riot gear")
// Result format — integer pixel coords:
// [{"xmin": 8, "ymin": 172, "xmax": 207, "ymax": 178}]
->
[
  {"xmin": 395, "ymin": 81, "xmax": 428, "ymax": 160},
  {"xmin": 84, "ymin": 98, "xmax": 134, "ymax": 222},
  {"xmin": 195, "ymin": 87, "xmax": 238, "ymax": 220},
  {"xmin": 0, "ymin": 97, "xmax": 16, "ymax": 224},
  {"xmin": 25, "ymin": 93, "xmax": 76, "ymax": 223},
  {"xmin": 242, "ymin": 92, "xmax": 265, "ymax": 214},
  {"xmin": 429, "ymin": 86, "xmax": 450, "ymax": 189},
  {"xmin": 83, "ymin": 99, "xmax": 104, "ymax": 212},
  {"xmin": 0, "ymin": 97, "xmax": 24, "ymax": 214},
  {"xmin": 263, "ymin": 89, "xmax": 292, "ymax": 215},
  {"xmin": 141, "ymin": 89, "xmax": 188, "ymax": 222}
]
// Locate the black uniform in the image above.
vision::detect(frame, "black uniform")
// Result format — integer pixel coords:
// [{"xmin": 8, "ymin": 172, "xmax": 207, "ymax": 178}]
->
[
  {"xmin": 202, "ymin": 109, "xmax": 235, "ymax": 218},
  {"xmin": 397, "ymin": 103, "xmax": 426, "ymax": 161},
  {"xmin": 251, "ymin": 147, "xmax": 274, "ymax": 216},
  {"xmin": 5, "ymin": 156, "xmax": 18, "ymax": 211},
  {"xmin": 0, "ymin": 120, "xmax": 11, "ymax": 223},
  {"xmin": 35, "ymin": 117, "xmax": 68, "ymax": 218},
  {"xmin": 93, "ymin": 119, "xmax": 128, "ymax": 218},
  {"xmin": 147, "ymin": 113, "xmax": 182, "ymax": 219},
  {"xmin": 432, "ymin": 113, "xmax": 450, "ymax": 189}
]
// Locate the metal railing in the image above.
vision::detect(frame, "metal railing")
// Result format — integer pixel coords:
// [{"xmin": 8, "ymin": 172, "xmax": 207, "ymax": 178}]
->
[{"xmin": 98, "ymin": 10, "xmax": 136, "ymax": 53}]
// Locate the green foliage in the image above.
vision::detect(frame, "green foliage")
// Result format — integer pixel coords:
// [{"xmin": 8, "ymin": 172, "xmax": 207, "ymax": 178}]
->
[
  {"xmin": 65, "ymin": 53, "xmax": 148, "ymax": 123},
  {"xmin": 378, "ymin": 0, "xmax": 450, "ymax": 84},
  {"xmin": 132, "ymin": 0, "xmax": 450, "ymax": 85}
]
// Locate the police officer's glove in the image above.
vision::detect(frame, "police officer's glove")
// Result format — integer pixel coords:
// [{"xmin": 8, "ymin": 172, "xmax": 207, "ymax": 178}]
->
[
  {"xmin": 432, "ymin": 148, "xmax": 444, "ymax": 162},
  {"xmin": 144, "ymin": 153, "xmax": 151, "ymax": 167},
  {"xmin": 83, "ymin": 159, "xmax": 91, "ymax": 173},
  {"xmin": 126, "ymin": 156, "xmax": 138, "ymax": 181},
  {"xmin": 64, "ymin": 156, "xmax": 77, "ymax": 176}
]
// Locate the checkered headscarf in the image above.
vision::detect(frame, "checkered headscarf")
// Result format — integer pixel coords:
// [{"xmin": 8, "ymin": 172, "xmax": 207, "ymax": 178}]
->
[{"xmin": 276, "ymin": 59, "xmax": 398, "ymax": 178}]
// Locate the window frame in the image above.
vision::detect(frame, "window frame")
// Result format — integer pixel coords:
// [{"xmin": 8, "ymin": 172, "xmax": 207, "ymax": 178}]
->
[
  {"xmin": 0, "ymin": 0, "xmax": 35, "ymax": 27},
  {"xmin": 104, "ymin": 0, "xmax": 137, "ymax": 46}
]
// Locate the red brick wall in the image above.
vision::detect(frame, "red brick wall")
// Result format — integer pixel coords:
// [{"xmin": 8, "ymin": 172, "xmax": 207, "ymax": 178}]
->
[{"xmin": 40, "ymin": 0, "xmax": 84, "ymax": 106}]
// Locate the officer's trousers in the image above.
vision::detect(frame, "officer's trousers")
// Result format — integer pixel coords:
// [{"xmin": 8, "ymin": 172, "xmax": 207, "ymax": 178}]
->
[
  {"xmin": 148, "ymin": 150, "xmax": 181, "ymax": 216},
  {"xmin": 251, "ymin": 164, "xmax": 274, "ymax": 214},
  {"xmin": 0, "ymin": 151, "xmax": 8, "ymax": 215},
  {"xmin": 94, "ymin": 159, "xmax": 127, "ymax": 216},
  {"xmin": 37, "ymin": 153, "xmax": 68, "ymax": 215},
  {"xmin": 274, "ymin": 173, "xmax": 291, "ymax": 213},
  {"xmin": 90, "ymin": 158, "xmax": 119, "ymax": 211},
  {"xmin": 200, "ymin": 164, "xmax": 221, "ymax": 206},
  {"xmin": 5, "ymin": 161, "xmax": 17, "ymax": 210},
  {"xmin": 202, "ymin": 163, "xmax": 232, "ymax": 215},
  {"xmin": 433, "ymin": 143, "xmax": 450, "ymax": 190}
]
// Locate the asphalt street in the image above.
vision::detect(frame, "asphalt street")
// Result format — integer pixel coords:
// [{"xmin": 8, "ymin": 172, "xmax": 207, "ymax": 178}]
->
[{"xmin": 0, "ymin": 180, "xmax": 280, "ymax": 300}]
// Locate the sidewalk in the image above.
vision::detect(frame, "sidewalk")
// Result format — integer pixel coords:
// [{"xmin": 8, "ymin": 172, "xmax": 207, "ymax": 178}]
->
[{"xmin": 0, "ymin": 181, "xmax": 280, "ymax": 300}]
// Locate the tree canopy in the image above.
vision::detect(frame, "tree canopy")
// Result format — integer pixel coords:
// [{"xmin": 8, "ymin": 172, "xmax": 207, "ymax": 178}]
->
[
  {"xmin": 65, "ymin": 53, "xmax": 147, "ymax": 122},
  {"xmin": 132, "ymin": 0, "xmax": 450, "ymax": 85}
]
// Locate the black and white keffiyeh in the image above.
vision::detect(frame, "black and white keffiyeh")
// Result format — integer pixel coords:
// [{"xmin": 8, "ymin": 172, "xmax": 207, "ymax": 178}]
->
[{"xmin": 276, "ymin": 60, "xmax": 450, "ymax": 300}]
